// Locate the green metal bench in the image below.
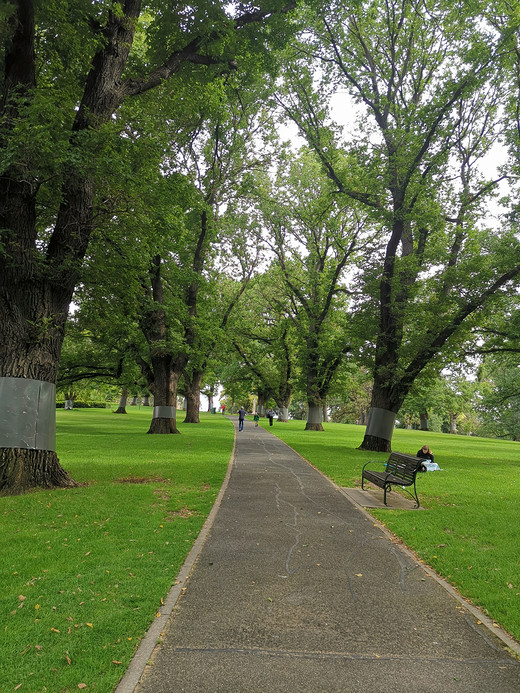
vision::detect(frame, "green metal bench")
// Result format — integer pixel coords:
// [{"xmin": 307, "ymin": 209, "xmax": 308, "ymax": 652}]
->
[{"xmin": 361, "ymin": 451, "xmax": 423, "ymax": 508}]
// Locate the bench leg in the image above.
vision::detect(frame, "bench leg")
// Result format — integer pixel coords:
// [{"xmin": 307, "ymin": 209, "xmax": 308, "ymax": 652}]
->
[{"xmin": 412, "ymin": 481, "xmax": 420, "ymax": 508}]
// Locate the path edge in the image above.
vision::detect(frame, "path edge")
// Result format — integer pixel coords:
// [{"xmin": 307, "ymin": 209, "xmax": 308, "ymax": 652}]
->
[
  {"xmin": 263, "ymin": 427, "xmax": 520, "ymax": 659},
  {"xmin": 114, "ymin": 423, "xmax": 237, "ymax": 693}
]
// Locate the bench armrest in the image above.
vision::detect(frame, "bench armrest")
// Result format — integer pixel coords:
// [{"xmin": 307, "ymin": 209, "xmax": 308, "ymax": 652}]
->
[{"xmin": 362, "ymin": 460, "xmax": 387, "ymax": 473}]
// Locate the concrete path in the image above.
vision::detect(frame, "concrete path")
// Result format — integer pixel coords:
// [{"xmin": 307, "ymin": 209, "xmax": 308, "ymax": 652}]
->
[{"xmin": 121, "ymin": 418, "xmax": 520, "ymax": 692}]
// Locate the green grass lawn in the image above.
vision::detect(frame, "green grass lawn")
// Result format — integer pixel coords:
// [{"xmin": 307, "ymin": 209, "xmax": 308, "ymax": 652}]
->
[
  {"xmin": 2, "ymin": 411, "xmax": 519, "ymax": 692},
  {"xmin": 0, "ymin": 408, "xmax": 234, "ymax": 693},
  {"xmin": 260, "ymin": 419, "xmax": 520, "ymax": 646}
]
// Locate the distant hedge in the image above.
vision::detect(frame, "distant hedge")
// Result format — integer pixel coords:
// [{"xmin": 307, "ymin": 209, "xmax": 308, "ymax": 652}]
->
[{"xmin": 56, "ymin": 402, "xmax": 107, "ymax": 409}]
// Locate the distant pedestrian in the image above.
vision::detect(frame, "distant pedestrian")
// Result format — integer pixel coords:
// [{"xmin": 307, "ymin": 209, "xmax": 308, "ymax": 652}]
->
[
  {"xmin": 266, "ymin": 409, "xmax": 275, "ymax": 426},
  {"xmin": 221, "ymin": 404, "xmax": 226, "ymax": 415},
  {"xmin": 238, "ymin": 407, "xmax": 247, "ymax": 431},
  {"xmin": 253, "ymin": 412, "xmax": 260, "ymax": 427}
]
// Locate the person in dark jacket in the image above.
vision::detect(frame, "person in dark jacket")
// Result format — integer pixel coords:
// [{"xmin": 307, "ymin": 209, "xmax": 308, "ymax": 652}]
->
[
  {"xmin": 238, "ymin": 407, "xmax": 247, "ymax": 431},
  {"xmin": 417, "ymin": 445, "xmax": 434, "ymax": 464}
]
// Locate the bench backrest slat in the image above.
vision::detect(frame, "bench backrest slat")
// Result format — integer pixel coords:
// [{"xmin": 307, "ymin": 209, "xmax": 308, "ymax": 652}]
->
[{"xmin": 385, "ymin": 452, "xmax": 422, "ymax": 483}]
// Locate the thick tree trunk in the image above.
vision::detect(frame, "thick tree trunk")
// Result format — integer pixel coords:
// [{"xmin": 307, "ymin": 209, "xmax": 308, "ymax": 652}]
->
[
  {"xmin": 0, "ymin": 448, "xmax": 79, "ymax": 497},
  {"xmin": 305, "ymin": 404, "xmax": 324, "ymax": 431},
  {"xmin": 420, "ymin": 411, "xmax": 429, "ymax": 431},
  {"xmin": 278, "ymin": 406, "xmax": 290, "ymax": 422},
  {"xmin": 114, "ymin": 386, "xmax": 128, "ymax": 414},
  {"xmin": 184, "ymin": 371, "xmax": 203, "ymax": 423},
  {"xmin": 147, "ymin": 357, "xmax": 179, "ymax": 434},
  {"xmin": 360, "ymin": 434, "xmax": 391, "ymax": 453},
  {"xmin": 0, "ymin": 243, "xmax": 78, "ymax": 494},
  {"xmin": 0, "ymin": 1, "xmax": 142, "ymax": 494},
  {"xmin": 358, "ymin": 384, "xmax": 400, "ymax": 452}
]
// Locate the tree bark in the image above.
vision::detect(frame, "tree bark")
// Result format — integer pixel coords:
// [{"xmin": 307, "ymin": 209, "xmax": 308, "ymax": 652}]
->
[
  {"xmin": 322, "ymin": 403, "xmax": 329, "ymax": 423},
  {"xmin": 0, "ymin": 448, "xmax": 79, "ymax": 497},
  {"xmin": 305, "ymin": 404, "xmax": 324, "ymax": 431},
  {"xmin": 449, "ymin": 412, "xmax": 458, "ymax": 434},
  {"xmin": 184, "ymin": 371, "xmax": 203, "ymax": 423},
  {"xmin": 278, "ymin": 406, "xmax": 290, "ymax": 422},
  {"xmin": 114, "ymin": 386, "xmax": 128, "ymax": 414},
  {"xmin": 360, "ymin": 434, "xmax": 391, "ymax": 453},
  {"xmin": 358, "ymin": 381, "xmax": 400, "ymax": 452},
  {"xmin": 146, "ymin": 355, "xmax": 180, "ymax": 434}
]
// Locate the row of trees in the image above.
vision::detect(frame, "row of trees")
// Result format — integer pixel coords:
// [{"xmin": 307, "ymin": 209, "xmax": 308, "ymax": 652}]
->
[{"xmin": 1, "ymin": 0, "xmax": 520, "ymax": 495}]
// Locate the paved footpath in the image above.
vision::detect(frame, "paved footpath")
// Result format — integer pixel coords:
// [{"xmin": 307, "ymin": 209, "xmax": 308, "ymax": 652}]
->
[{"xmin": 121, "ymin": 419, "xmax": 520, "ymax": 692}]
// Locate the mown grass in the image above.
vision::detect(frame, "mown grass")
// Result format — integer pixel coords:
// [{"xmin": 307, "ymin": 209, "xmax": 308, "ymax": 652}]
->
[
  {"xmin": 0, "ymin": 409, "xmax": 234, "ymax": 693},
  {"xmin": 3, "ymin": 411, "xmax": 519, "ymax": 693},
  {"xmin": 260, "ymin": 419, "xmax": 520, "ymax": 645}
]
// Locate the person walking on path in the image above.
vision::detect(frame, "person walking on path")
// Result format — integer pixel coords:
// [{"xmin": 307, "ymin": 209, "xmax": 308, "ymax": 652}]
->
[
  {"xmin": 238, "ymin": 406, "xmax": 247, "ymax": 431},
  {"xmin": 266, "ymin": 408, "xmax": 275, "ymax": 426},
  {"xmin": 253, "ymin": 412, "xmax": 260, "ymax": 427}
]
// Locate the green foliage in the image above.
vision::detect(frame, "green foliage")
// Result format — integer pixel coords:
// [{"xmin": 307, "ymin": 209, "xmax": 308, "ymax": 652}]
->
[{"xmin": 274, "ymin": 0, "xmax": 520, "ymax": 438}]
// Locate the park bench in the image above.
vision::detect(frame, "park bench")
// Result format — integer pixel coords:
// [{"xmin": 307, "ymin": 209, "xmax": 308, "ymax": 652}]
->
[{"xmin": 361, "ymin": 451, "xmax": 423, "ymax": 508}]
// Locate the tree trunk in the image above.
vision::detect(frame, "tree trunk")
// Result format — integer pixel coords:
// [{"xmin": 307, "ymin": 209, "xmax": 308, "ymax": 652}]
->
[
  {"xmin": 114, "ymin": 386, "xmax": 128, "ymax": 414},
  {"xmin": 449, "ymin": 412, "xmax": 458, "ymax": 434},
  {"xmin": 305, "ymin": 404, "xmax": 324, "ymax": 431},
  {"xmin": 305, "ymin": 348, "xmax": 324, "ymax": 431},
  {"xmin": 278, "ymin": 406, "xmax": 290, "ymax": 422},
  {"xmin": 420, "ymin": 410, "xmax": 429, "ymax": 431},
  {"xmin": 358, "ymin": 383, "xmax": 400, "ymax": 452},
  {"xmin": 0, "ymin": 1, "xmax": 141, "ymax": 494},
  {"xmin": 322, "ymin": 403, "xmax": 329, "ymax": 423},
  {"xmin": 184, "ymin": 371, "xmax": 203, "ymax": 423},
  {"xmin": 142, "ymin": 394, "xmax": 150, "ymax": 406},
  {"xmin": 360, "ymin": 434, "xmax": 391, "ymax": 453},
  {"xmin": 0, "ymin": 448, "xmax": 79, "ymax": 497},
  {"xmin": 147, "ymin": 357, "xmax": 179, "ymax": 434}
]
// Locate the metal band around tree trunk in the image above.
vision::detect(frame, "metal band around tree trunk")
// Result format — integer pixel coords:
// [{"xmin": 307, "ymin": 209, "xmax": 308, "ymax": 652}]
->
[
  {"xmin": 365, "ymin": 407, "xmax": 396, "ymax": 441},
  {"xmin": 307, "ymin": 405, "xmax": 322, "ymax": 424},
  {"xmin": 153, "ymin": 406, "xmax": 176, "ymax": 419},
  {"xmin": 0, "ymin": 377, "xmax": 56, "ymax": 451}
]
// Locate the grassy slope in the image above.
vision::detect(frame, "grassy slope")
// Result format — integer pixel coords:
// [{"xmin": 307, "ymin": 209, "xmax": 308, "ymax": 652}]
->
[
  {"xmin": 0, "ymin": 409, "xmax": 234, "ymax": 693},
  {"xmin": 260, "ymin": 420, "xmax": 520, "ymax": 645}
]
